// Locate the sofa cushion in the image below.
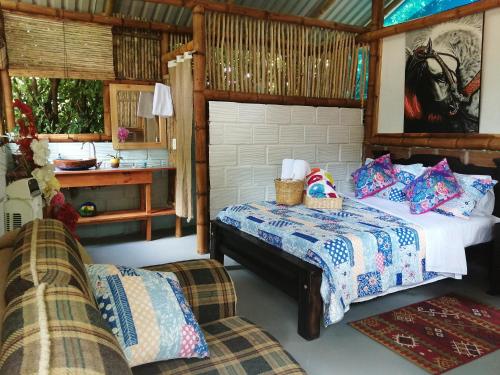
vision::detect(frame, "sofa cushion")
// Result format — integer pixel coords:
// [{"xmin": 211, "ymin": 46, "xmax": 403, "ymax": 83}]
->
[
  {"xmin": 132, "ymin": 316, "xmax": 306, "ymax": 375},
  {"xmin": 4, "ymin": 219, "xmax": 93, "ymax": 305},
  {"xmin": 145, "ymin": 259, "xmax": 237, "ymax": 325},
  {"xmin": 0, "ymin": 285, "xmax": 132, "ymax": 375},
  {"xmin": 86, "ymin": 264, "xmax": 209, "ymax": 367}
]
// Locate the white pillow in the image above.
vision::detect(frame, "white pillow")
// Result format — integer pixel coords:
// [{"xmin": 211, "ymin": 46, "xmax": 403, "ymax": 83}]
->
[{"xmin": 472, "ymin": 189, "xmax": 496, "ymax": 216}]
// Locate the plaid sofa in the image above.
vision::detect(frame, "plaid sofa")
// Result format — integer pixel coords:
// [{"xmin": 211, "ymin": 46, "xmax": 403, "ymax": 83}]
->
[{"xmin": 0, "ymin": 219, "xmax": 306, "ymax": 374}]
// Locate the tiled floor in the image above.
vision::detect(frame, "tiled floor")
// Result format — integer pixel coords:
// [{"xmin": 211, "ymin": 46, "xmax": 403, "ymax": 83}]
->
[{"xmin": 85, "ymin": 232, "xmax": 500, "ymax": 375}]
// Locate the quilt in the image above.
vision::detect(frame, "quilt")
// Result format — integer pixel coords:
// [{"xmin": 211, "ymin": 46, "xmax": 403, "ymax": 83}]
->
[{"xmin": 217, "ymin": 198, "xmax": 439, "ymax": 326}]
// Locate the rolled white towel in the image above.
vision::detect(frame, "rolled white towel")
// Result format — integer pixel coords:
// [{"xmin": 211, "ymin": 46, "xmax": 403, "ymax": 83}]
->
[
  {"xmin": 281, "ymin": 159, "xmax": 294, "ymax": 180},
  {"xmin": 291, "ymin": 160, "xmax": 310, "ymax": 180}
]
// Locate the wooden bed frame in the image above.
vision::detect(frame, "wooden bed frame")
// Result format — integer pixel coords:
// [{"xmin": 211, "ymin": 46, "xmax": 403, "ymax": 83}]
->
[{"xmin": 210, "ymin": 154, "xmax": 500, "ymax": 341}]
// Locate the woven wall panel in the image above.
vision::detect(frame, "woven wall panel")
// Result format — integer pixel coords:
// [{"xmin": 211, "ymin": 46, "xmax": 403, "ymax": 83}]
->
[
  {"xmin": 4, "ymin": 11, "xmax": 114, "ymax": 80},
  {"xmin": 113, "ymin": 27, "xmax": 161, "ymax": 81}
]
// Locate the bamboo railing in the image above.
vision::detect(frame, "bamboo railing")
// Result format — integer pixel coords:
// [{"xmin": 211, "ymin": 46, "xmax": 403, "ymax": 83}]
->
[{"xmin": 204, "ymin": 11, "xmax": 369, "ymax": 100}]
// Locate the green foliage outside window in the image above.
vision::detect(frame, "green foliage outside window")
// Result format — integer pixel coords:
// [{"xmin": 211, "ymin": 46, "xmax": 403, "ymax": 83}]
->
[{"xmin": 11, "ymin": 77, "xmax": 104, "ymax": 134}]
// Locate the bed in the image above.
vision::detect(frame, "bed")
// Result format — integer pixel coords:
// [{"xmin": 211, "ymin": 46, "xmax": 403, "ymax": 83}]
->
[{"xmin": 210, "ymin": 154, "xmax": 500, "ymax": 340}]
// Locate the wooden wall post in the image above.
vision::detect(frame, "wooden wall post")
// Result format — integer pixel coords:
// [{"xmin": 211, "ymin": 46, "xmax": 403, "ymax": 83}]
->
[
  {"xmin": 160, "ymin": 32, "xmax": 169, "ymax": 77},
  {"xmin": 192, "ymin": 5, "xmax": 209, "ymax": 254},
  {"xmin": 363, "ymin": 0, "xmax": 384, "ymax": 154},
  {"xmin": 1, "ymin": 69, "xmax": 14, "ymax": 132}
]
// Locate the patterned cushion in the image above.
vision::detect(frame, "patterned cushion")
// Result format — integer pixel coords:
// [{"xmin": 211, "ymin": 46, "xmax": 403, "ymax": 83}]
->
[
  {"xmin": 86, "ymin": 265, "xmax": 209, "ymax": 367},
  {"xmin": 4, "ymin": 219, "xmax": 93, "ymax": 305},
  {"xmin": 352, "ymin": 154, "xmax": 396, "ymax": 198},
  {"xmin": 0, "ymin": 285, "xmax": 131, "ymax": 375},
  {"xmin": 145, "ymin": 260, "xmax": 236, "ymax": 325},
  {"xmin": 374, "ymin": 163, "xmax": 424, "ymax": 202},
  {"xmin": 132, "ymin": 316, "xmax": 306, "ymax": 375},
  {"xmin": 306, "ymin": 168, "xmax": 338, "ymax": 198},
  {"xmin": 433, "ymin": 173, "xmax": 497, "ymax": 218},
  {"xmin": 403, "ymin": 159, "xmax": 463, "ymax": 214}
]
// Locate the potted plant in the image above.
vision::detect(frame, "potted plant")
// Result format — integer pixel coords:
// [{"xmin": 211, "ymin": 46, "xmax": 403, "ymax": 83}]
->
[{"xmin": 107, "ymin": 152, "xmax": 123, "ymax": 168}]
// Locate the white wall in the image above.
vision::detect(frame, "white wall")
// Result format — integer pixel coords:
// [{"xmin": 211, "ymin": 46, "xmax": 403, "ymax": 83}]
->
[
  {"xmin": 208, "ymin": 101, "xmax": 364, "ymax": 218},
  {"xmin": 378, "ymin": 8, "xmax": 500, "ymax": 134}
]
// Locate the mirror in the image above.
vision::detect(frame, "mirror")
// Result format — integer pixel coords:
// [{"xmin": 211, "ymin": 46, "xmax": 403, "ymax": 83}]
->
[{"xmin": 109, "ymin": 83, "xmax": 167, "ymax": 149}]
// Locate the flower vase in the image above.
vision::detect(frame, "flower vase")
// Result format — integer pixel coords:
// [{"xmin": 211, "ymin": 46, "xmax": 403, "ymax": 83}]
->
[{"xmin": 110, "ymin": 157, "xmax": 120, "ymax": 168}]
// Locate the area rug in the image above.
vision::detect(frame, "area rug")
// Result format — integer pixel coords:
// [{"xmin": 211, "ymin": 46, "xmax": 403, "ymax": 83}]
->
[{"xmin": 349, "ymin": 294, "xmax": 500, "ymax": 374}]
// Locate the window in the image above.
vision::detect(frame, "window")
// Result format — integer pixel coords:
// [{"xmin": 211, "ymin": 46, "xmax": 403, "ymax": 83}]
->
[
  {"xmin": 11, "ymin": 77, "xmax": 104, "ymax": 135},
  {"xmin": 385, "ymin": 0, "xmax": 480, "ymax": 26}
]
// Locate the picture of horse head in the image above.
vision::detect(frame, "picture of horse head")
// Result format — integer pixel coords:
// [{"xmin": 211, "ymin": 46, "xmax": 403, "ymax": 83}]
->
[{"xmin": 404, "ymin": 13, "xmax": 483, "ymax": 133}]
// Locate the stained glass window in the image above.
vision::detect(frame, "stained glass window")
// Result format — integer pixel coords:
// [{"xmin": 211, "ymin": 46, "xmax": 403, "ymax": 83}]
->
[{"xmin": 385, "ymin": 0, "xmax": 480, "ymax": 26}]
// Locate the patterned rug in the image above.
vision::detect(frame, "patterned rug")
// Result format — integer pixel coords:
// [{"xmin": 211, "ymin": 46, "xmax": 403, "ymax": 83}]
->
[{"xmin": 349, "ymin": 294, "xmax": 500, "ymax": 374}]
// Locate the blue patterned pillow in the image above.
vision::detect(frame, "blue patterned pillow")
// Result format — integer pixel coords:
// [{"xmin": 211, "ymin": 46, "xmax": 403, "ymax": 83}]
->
[
  {"xmin": 352, "ymin": 154, "xmax": 396, "ymax": 198},
  {"xmin": 433, "ymin": 173, "xmax": 497, "ymax": 219},
  {"xmin": 364, "ymin": 159, "xmax": 424, "ymax": 202},
  {"xmin": 86, "ymin": 265, "xmax": 209, "ymax": 367},
  {"xmin": 403, "ymin": 159, "xmax": 463, "ymax": 214},
  {"xmin": 375, "ymin": 163, "xmax": 423, "ymax": 202}
]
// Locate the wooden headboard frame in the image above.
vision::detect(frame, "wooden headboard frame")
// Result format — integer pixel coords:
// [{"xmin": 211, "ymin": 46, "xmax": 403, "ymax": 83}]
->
[{"xmin": 373, "ymin": 152, "xmax": 500, "ymax": 218}]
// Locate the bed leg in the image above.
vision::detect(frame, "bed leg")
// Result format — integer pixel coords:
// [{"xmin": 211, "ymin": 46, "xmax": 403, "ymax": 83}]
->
[
  {"xmin": 298, "ymin": 269, "xmax": 322, "ymax": 341},
  {"xmin": 210, "ymin": 222, "xmax": 224, "ymax": 265},
  {"xmin": 488, "ymin": 223, "xmax": 500, "ymax": 295}
]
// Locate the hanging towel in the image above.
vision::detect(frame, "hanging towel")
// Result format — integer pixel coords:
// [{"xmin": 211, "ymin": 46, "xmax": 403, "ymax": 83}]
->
[
  {"xmin": 152, "ymin": 83, "xmax": 174, "ymax": 118},
  {"xmin": 137, "ymin": 92, "xmax": 154, "ymax": 119},
  {"xmin": 291, "ymin": 160, "xmax": 310, "ymax": 180},
  {"xmin": 281, "ymin": 159, "xmax": 294, "ymax": 180}
]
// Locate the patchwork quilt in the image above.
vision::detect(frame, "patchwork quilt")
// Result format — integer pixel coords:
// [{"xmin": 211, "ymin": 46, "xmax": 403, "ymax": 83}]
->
[{"xmin": 217, "ymin": 198, "xmax": 439, "ymax": 326}]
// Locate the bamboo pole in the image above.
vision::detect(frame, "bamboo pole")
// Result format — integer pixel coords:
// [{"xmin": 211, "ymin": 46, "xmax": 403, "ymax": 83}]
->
[
  {"xmin": 1, "ymin": 69, "xmax": 14, "ymax": 131},
  {"xmin": 162, "ymin": 40, "xmax": 194, "ymax": 63},
  {"xmin": 104, "ymin": 0, "xmax": 114, "ymax": 17},
  {"xmin": 357, "ymin": 0, "xmax": 500, "ymax": 43},
  {"xmin": 204, "ymin": 89, "xmax": 362, "ymax": 108},
  {"xmin": 363, "ymin": 0, "xmax": 384, "ymax": 148},
  {"xmin": 193, "ymin": 5, "xmax": 209, "ymax": 254}
]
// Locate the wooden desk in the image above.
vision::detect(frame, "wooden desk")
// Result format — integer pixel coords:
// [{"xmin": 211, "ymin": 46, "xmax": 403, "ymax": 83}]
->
[{"xmin": 56, "ymin": 167, "xmax": 181, "ymax": 241}]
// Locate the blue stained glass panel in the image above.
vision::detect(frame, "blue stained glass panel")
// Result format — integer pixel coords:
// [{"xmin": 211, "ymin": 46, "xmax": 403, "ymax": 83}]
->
[{"xmin": 385, "ymin": 0, "xmax": 480, "ymax": 26}]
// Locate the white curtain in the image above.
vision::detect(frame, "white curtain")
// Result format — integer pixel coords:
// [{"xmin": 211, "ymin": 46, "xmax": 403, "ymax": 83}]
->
[{"xmin": 168, "ymin": 55, "xmax": 193, "ymax": 221}]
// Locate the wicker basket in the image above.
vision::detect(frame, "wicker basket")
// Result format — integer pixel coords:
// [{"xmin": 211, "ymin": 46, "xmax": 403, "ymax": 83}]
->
[
  {"xmin": 275, "ymin": 179, "xmax": 304, "ymax": 206},
  {"xmin": 304, "ymin": 195, "xmax": 343, "ymax": 210}
]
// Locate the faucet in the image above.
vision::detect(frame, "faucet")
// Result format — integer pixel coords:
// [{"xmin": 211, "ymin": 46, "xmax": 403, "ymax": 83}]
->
[
  {"xmin": 81, "ymin": 142, "xmax": 101, "ymax": 169},
  {"xmin": 81, "ymin": 142, "xmax": 96, "ymax": 160}
]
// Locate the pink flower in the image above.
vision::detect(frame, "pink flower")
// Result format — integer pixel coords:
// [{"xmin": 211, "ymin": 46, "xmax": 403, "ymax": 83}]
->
[
  {"xmin": 117, "ymin": 127, "xmax": 129, "ymax": 143},
  {"xmin": 435, "ymin": 181, "xmax": 449, "ymax": 196},
  {"xmin": 374, "ymin": 172, "xmax": 385, "ymax": 183}
]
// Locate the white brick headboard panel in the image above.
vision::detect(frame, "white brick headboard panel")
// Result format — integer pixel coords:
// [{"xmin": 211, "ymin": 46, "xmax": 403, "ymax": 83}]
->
[{"xmin": 208, "ymin": 102, "xmax": 364, "ymax": 219}]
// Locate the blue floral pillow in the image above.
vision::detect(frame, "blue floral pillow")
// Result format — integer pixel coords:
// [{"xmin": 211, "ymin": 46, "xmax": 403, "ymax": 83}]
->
[
  {"xmin": 370, "ymin": 163, "xmax": 423, "ymax": 202},
  {"xmin": 86, "ymin": 265, "xmax": 209, "ymax": 367},
  {"xmin": 433, "ymin": 173, "xmax": 497, "ymax": 219},
  {"xmin": 352, "ymin": 154, "xmax": 396, "ymax": 198},
  {"xmin": 403, "ymin": 159, "xmax": 463, "ymax": 214}
]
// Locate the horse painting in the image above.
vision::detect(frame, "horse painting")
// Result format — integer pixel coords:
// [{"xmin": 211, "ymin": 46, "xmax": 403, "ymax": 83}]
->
[{"xmin": 404, "ymin": 14, "xmax": 483, "ymax": 133}]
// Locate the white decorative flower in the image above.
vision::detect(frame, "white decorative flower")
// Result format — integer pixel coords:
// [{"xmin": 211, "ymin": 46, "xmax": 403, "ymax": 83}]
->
[
  {"xmin": 31, "ymin": 165, "xmax": 56, "ymax": 199},
  {"xmin": 30, "ymin": 139, "xmax": 50, "ymax": 167}
]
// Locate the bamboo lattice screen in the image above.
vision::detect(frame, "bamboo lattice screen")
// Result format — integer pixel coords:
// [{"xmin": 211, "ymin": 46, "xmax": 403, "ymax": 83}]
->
[
  {"xmin": 169, "ymin": 33, "xmax": 191, "ymax": 51},
  {"xmin": 205, "ymin": 11, "xmax": 369, "ymax": 99},
  {"xmin": 3, "ymin": 11, "xmax": 114, "ymax": 80},
  {"xmin": 113, "ymin": 27, "xmax": 162, "ymax": 81}
]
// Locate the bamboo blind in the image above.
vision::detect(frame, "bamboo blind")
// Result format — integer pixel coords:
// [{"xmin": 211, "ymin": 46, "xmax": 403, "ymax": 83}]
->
[
  {"xmin": 3, "ymin": 11, "xmax": 114, "ymax": 80},
  {"xmin": 113, "ymin": 27, "xmax": 162, "ymax": 82},
  {"xmin": 205, "ymin": 11, "xmax": 369, "ymax": 99},
  {"xmin": 169, "ymin": 33, "xmax": 191, "ymax": 51}
]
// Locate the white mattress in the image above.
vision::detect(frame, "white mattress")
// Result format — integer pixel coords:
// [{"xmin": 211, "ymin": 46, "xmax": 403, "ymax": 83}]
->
[{"xmin": 343, "ymin": 192, "xmax": 499, "ymax": 277}]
